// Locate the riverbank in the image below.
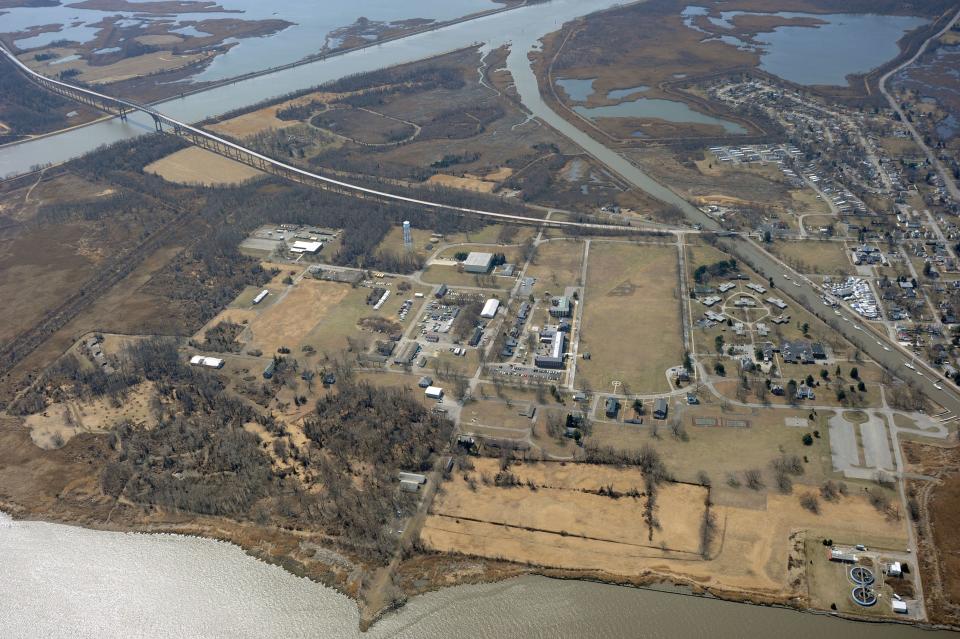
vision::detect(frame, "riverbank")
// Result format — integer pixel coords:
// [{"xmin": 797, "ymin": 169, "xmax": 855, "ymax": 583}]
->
[
  {"xmin": 0, "ymin": 0, "xmax": 530, "ymax": 154},
  {"xmin": 4, "ymin": 507, "xmax": 960, "ymax": 638},
  {"xmin": 527, "ymin": 1, "xmax": 943, "ymax": 150}
]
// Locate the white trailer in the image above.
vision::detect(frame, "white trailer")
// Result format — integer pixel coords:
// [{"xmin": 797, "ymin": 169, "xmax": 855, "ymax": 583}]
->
[
  {"xmin": 398, "ymin": 471, "xmax": 427, "ymax": 484},
  {"xmin": 252, "ymin": 289, "xmax": 269, "ymax": 304}
]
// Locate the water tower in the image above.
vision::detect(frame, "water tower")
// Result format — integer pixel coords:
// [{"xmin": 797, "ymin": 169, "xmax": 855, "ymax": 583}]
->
[{"xmin": 402, "ymin": 220, "xmax": 412, "ymax": 250}]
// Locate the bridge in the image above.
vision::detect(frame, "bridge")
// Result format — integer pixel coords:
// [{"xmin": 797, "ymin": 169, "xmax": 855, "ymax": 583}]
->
[{"xmin": 0, "ymin": 44, "xmax": 667, "ymax": 235}]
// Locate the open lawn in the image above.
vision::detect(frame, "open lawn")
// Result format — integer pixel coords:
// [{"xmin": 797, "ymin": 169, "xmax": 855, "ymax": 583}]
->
[
  {"xmin": 577, "ymin": 242, "xmax": 682, "ymax": 394},
  {"xmin": 375, "ymin": 224, "xmax": 535, "ymax": 262},
  {"xmin": 460, "ymin": 400, "xmax": 536, "ymax": 431}
]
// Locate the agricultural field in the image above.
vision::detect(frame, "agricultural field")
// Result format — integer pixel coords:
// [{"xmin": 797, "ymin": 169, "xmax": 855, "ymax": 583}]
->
[{"xmin": 577, "ymin": 241, "xmax": 683, "ymax": 394}]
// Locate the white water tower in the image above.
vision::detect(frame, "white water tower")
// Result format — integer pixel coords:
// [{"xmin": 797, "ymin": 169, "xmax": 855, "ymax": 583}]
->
[{"xmin": 402, "ymin": 220, "xmax": 412, "ymax": 250}]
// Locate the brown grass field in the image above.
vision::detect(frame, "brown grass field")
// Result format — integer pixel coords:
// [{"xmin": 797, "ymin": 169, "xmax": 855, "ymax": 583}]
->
[
  {"xmin": 525, "ymin": 239, "xmax": 584, "ymax": 296},
  {"xmin": 425, "ymin": 174, "xmax": 497, "ymax": 193},
  {"xmin": 576, "ymin": 241, "xmax": 682, "ymax": 394},
  {"xmin": 769, "ymin": 240, "xmax": 852, "ymax": 275},
  {"xmin": 21, "ymin": 48, "xmax": 212, "ymax": 85},
  {"xmin": 145, "ymin": 147, "xmax": 264, "ymax": 186},
  {"xmin": 423, "ymin": 458, "xmax": 908, "ymax": 603},
  {"xmin": 25, "ymin": 382, "xmax": 156, "ymax": 449}
]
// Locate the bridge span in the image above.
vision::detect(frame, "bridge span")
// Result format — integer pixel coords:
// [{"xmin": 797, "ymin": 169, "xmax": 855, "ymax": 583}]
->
[{"xmin": 0, "ymin": 45, "xmax": 668, "ymax": 235}]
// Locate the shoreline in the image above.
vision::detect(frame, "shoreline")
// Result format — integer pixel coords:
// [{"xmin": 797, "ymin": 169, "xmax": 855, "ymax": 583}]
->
[{"xmin": 2, "ymin": 504, "xmax": 954, "ymax": 635}]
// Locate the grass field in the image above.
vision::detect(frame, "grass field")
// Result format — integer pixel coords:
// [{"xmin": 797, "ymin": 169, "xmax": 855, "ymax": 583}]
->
[
  {"xmin": 145, "ymin": 147, "xmax": 264, "ymax": 186},
  {"xmin": 577, "ymin": 242, "xmax": 682, "ymax": 394},
  {"xmin": 426, "ymin": 458, "xmax": 707, "ymax": 556},
  {"xmin": 426, "ymin": 174, "xmax": 497, "ymax": 193},
  {"xmin": 769, "ymin": 240, "xmax": 852, "ymax": 275},
  {"xmin": 588, "ymin": 404, "xmax": 834, "ymax": 488},
  {"xmin": 420, "ymin": 265, "xmax": 514, "ymax": 289},
  {"xmin": 525, "ymin": 239, "xmax": 584, "ymax": 296},
  {"xmin": 422, "ymin": 457, "xmax": 906, "ymax": 602},
  {"xmin": 460, "ymin": 400, "xmax": 535, "ymax": 431}
]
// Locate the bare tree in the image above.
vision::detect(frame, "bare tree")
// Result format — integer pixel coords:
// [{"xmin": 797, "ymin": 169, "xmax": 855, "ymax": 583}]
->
[
  {"xmin": 744, "ymin": 469, "xmax": 764, "ymax": 490},
  {"xmin": 800, "ymin": 493, "xmax": 820, "ymax": 514}
]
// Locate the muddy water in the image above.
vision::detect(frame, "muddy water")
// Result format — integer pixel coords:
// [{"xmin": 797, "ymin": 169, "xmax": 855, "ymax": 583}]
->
[{"xmin": 1, "ymin": 513, "xmax": 957, "ymax": 638}]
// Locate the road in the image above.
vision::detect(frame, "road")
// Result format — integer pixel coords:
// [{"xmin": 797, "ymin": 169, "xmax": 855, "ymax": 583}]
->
[{"xmin": 879, "ymin": 8, "xmax": 960, "ymax": 202}]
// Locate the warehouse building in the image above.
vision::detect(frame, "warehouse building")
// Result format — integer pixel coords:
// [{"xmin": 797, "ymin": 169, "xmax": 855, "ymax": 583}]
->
[
  {"xmin": 189, "ymin": 355, "xmax": 224, "ymax": 369},
  {"xmin": 290, "ymin": 240, "xmax": 322, "ymax": 254},
  {"xmin": 464, "ymin": 252, "xmax": 494, "ymax": 273},
  {"xmin": 480, "ymin": 298, "xmax": 500, "ymax": 318}
]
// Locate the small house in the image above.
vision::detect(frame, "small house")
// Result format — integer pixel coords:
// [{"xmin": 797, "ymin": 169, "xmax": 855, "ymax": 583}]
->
[{"xmin": 653, "ymin": 398, "xmax": 668, "ymax": 420}]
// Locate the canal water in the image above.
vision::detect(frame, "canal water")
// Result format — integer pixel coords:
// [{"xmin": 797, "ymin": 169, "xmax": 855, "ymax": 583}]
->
[
  {"xmin": 0, "ymin": 0, "xmax": 626, "ymax": 178},
  {"xmin": 1, "ymin": 0, "xmax": 502, "ymax": 81},
  {"xmin": 0, "ymin": 1, "xmax": 928, "ymax": 178},
  {"xmin": 1, "ymin": 513, "xmax": 956, "ymax": 638}
]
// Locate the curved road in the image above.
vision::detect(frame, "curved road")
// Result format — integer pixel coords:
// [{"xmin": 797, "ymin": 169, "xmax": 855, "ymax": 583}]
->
[{"xmin": 879, "ymin": 7, "xmax": 960, "ymax": 202}]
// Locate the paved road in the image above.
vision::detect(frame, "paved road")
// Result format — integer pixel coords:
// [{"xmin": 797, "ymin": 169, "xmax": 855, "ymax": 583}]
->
[{"xmin": 879, "ymin": 8, "xmax": 960, "ymax": 202}]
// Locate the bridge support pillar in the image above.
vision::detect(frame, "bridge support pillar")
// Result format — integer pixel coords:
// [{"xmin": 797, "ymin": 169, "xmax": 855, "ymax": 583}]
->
[{"xmin": 152, "ymin": 115, "xmax": 162, "ymax": 132}]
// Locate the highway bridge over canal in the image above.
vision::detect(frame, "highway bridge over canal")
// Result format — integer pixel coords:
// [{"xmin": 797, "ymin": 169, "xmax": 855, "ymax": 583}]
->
[{"xmin": 0, "ymin": 44, "xmax": 658, "ymax": 235}]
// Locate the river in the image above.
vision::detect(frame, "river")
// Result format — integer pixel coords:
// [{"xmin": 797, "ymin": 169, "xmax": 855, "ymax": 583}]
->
[
  {"xmin": 0, "ymin": 0, "xmax": 628, "ymax": 178},
  {"xmin": 1, "ymin": 513, "xmax": 956, "ymax": 638}
]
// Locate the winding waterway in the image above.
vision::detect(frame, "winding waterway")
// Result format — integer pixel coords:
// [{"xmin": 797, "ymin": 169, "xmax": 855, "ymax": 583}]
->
[
  {"xmin": 0, "ymin": 0, "xmax": 627, "ymax": 178},
  {"xmin": 1, "ymin": 513, "xmax": 956, "ymax": 638}
]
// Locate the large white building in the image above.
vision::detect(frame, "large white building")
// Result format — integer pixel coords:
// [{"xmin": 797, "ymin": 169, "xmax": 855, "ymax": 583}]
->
[
  {"xmin": 464, "ymin": 252, "xmax": 494, "ymax": 273},
  {"xmin": 190, "ymin": 355, "xmax": 224, "ymax": 369},
  {"xmin": 480, "ymin": 298, "xmax": 500, "ymax": 318},
  {"xmin": 290, "ymin": 240, "xmax": 322, "ymax": 254}
]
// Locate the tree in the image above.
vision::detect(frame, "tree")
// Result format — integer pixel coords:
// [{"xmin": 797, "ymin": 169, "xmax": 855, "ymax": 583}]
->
[
  {"xmin": 714, "ymin": 335, "xmax": 725, "ymax": 355},
  {"xmin": 786, "ymin": 379, "xmax": 798, "ymax": 399},
  {"xmin": 714, "ymin": 362, "xmax": 726, "ymax": 376},
  {"xmin": 805, "ymin": 374, "xmax": 814, "ymax": 387},
  {"xmin": 800, "ymin": 493, "xmax": 820, "ymax": 514},
  {"xmin": 744, "ymin": 469, "xmax": 764, "ymax": 490},
  {"xmin": 802, "ymin": 433, "xmax": 814, "ymax": 446},
  {"xmin": 801, "ymin": 322, "xmax": 809, "ymax": 335},
  {"xmin": 850, "ymin": 367, "xmax": 859, "ymax": 380}
]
